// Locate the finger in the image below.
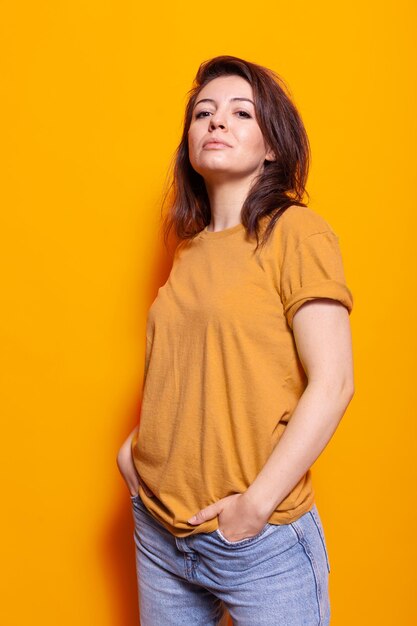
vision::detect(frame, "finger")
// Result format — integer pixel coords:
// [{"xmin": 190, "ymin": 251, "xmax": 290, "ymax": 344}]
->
[{"xmin": 187, "ymin": 503, "xmax": 219, "ymax": 525}]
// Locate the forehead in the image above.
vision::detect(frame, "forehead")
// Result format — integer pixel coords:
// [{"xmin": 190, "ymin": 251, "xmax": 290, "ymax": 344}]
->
[{"xmin": 197, "ymin": 75, "xmax": 253, "ymax": 100}]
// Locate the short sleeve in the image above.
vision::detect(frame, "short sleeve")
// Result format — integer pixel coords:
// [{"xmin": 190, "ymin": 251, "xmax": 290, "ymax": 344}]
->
[{"xmin": 280, "ymin": 230, "xmax": 354, "ymax": 329}]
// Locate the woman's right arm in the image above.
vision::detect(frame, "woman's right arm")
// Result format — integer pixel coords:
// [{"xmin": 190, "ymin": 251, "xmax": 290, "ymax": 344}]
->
[{"xmin": 116, "ymin": 425, "xmax": 140, "ymax": 497}]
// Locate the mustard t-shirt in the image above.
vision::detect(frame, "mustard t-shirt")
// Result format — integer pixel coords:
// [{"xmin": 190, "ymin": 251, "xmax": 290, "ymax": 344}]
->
[{"xmin": 131, "ymin": 205, "xmax": 353, "ymax": 538}]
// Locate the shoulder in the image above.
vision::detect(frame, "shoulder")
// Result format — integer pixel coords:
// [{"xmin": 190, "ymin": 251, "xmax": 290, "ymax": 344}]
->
[
  {"xmin": 257, "ymin": 205, "xmax": 341, "ymax": 269},
  {"xmin": 272, "ymin": 205, "xmax": 336, "ymax": 242}
]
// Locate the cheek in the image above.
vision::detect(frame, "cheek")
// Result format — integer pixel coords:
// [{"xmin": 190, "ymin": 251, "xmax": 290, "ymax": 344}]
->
[
  {"xmin": 188, "ymin": 146, "xmax": 198, "ymax": 169},
  {"xmin": 187, "ymin": 129, "xmax": 199, "ymax": 158},
  {"xmin": 187, "ymin": 137, "xmax": 195, "ymax": 163},
  {"xmin": 252, "ymin": 132, "xmax": 268, "ymax": 155},
  {"xmin": 238, "ymin": 126, "xmax": 267, "ymax": 155}
]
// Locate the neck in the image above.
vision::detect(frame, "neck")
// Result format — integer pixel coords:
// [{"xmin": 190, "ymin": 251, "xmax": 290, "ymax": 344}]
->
[{"xmin": 204, "ymin": 176, "xmax": 256, "ymax": 232}]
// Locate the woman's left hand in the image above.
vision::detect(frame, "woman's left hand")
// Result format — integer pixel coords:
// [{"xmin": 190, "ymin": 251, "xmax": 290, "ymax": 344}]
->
[{"xmin": 187, "ymin": 493, "xmax": 269, "ymax": 542}]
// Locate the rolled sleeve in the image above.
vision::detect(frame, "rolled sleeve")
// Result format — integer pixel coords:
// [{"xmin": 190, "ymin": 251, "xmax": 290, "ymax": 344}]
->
[{"xmin": 280, "ymin": 230, "xmax": 354, "ymax": 329}]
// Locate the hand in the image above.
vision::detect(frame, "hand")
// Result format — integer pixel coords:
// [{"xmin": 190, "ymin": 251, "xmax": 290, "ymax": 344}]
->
[
  {"xmin": 116, "ymin": 435, "xmax": 155, "ymax": 498},
  {"xmin": 187, "ymin": 492, "xmax": 269, "ymax": 542}
]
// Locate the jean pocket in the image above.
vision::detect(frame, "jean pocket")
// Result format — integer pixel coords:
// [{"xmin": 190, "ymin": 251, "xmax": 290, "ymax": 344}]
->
[
  {"xmin": 130, "ymin": 493, "xmax": 146, "ymax": 509},
  {"xmin": 309, "ymin": 506, "xmax": 331, "ymax": 573},
  {"xmin": 215, "ymin": 523, "xmax": 271, "ymax": 547}
]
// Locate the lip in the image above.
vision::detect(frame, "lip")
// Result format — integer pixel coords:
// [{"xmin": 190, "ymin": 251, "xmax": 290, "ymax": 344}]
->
[{"xmin": 203, "ymin": 138, "xmax": 232, "ymax": 148}]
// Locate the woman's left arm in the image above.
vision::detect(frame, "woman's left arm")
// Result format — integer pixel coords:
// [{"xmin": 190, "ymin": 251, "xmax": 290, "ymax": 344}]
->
[
  {"xmin": 245, "ymin": 297, "xmax": 354, "ymax": 519},
  {"xmin": 187, "ymin": 297, "xmax": 354, "ymax": 532}
]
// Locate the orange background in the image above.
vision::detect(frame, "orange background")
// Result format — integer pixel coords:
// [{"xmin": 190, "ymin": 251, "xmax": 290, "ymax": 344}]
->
[{"xmin": 1, "ymin": 1, "xmax": 416, "ymax": 624}]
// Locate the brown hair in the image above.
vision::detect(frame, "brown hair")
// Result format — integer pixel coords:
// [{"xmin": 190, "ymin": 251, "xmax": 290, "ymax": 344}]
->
[{"xmin": 162, "ymin": 55, "xmax": 311, "ymax": 250}]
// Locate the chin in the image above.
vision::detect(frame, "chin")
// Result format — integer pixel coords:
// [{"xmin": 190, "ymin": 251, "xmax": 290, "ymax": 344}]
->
[{"xmin": 193, "ymin": 161, "xmax": 242, "ymax": 175}]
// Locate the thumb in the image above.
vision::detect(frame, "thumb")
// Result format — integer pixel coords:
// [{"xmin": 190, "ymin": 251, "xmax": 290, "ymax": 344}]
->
[{"xmin": 187, "ymin": 502, "xmax": 220, "ymax": 525}]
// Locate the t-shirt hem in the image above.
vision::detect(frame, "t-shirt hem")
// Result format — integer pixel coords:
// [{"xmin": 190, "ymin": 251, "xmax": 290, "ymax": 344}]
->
[{"xmin": 137, "ymin": 486, "xmax": 316, "ymax": 538}]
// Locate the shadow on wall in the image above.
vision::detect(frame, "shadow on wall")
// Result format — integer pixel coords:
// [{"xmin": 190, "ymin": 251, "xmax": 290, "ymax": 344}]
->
[
  {"xmin": 102, "ymin": 221, "xmax": 179, "ymax": 624},
  {"xmin": 103, "ymin": 495, "xmax": 142, "ymax": 624}
]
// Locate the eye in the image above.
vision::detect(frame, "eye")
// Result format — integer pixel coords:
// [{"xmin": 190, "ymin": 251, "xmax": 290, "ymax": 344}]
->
[
  {"xmin": 195, "ymin": 110, "xmax": 212, "ymax": 119},
  {"xmin": 194, "ymin": 109, "xmax": 252, "ymax": 120}
]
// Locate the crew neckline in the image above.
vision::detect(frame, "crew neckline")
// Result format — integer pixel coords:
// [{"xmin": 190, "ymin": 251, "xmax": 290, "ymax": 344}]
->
[{"xmin": 199, "ymin": 222, "xmax": 245, "ymax": 240}]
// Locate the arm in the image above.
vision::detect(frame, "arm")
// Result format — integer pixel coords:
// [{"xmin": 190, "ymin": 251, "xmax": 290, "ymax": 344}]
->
[
  {"xmin": 116, "ymin": 425, "xmax": 140, "ymax": 496},
  {"xmin": 245, "ymin": 297, "xmax": 354, "ymax": 519},
  {"xmin": 116, "ymin": 424, "xmax": 156, "ymax": 498},
  {"xmin": 188, "ymin": 298, "xmax": 354, "ymax": 535}
]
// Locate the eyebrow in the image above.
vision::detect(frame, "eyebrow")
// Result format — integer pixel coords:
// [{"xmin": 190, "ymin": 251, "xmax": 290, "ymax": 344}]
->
[{"xmin": 194, "ymin": 97, "xmax": 255, "ymax": 108}]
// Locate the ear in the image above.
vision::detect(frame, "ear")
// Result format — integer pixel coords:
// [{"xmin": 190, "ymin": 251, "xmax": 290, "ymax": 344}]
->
[{"xmin": 265, "ymin": 145, "xmax": 276, "ymax": 162}]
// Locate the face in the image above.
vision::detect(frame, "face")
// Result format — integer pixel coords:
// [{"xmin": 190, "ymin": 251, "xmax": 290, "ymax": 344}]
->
[{"xmin": 187, "ymin": 75, "xmax": 275, "ymax": 183}]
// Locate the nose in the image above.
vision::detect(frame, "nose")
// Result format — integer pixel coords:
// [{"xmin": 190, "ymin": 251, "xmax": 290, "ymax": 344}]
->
[{"xmin": 209, "ymin": 113, "xmax": 227, "ymax": 131}]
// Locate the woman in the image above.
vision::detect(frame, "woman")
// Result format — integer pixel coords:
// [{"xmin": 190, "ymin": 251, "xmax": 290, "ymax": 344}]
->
[{"xmin": 117, "ymin": 55, "xmax": 354, "ymax": 625}]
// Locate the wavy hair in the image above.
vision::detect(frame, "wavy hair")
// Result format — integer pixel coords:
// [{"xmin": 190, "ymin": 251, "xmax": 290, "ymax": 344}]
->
[{"xmin": 162, "ymin": 55, "xmax": 311, "ymax": 250}]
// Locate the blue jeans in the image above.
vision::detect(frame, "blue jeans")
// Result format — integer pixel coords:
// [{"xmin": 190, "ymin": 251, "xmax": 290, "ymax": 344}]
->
[{"xmin": 131, "ymin": 492, "xmax": 331, "ymax": 625}]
